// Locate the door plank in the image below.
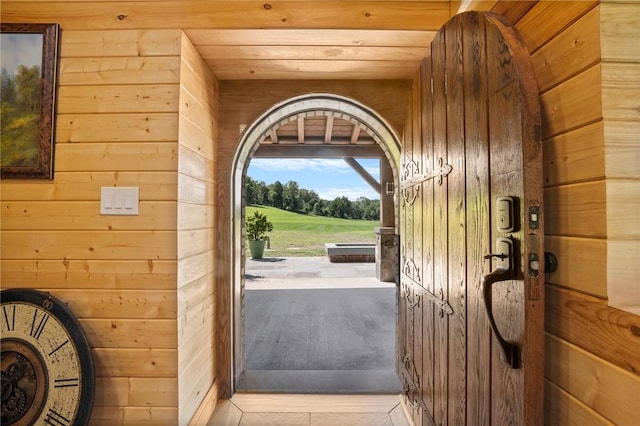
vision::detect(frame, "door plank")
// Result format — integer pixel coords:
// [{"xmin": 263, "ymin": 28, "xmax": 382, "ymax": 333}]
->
[
  {"xmin": 398, "ymin": 90, "xmax": 411, "ymax": 410},
  {"xmin": 420, "ymin": 57, "xmax": 436, "ymax": 419},
  {"xmin": 461, "ymin": 12, "xmax": 492, "ymax": 426},
  {"xmin": 430, "ymin": 30, "xmax": 449, "ymax": 426},
  {"xmin": 486, "ymin": 24, "xmax": 526, "ymax": 426},
  {"xmin": 493, "ymin": 14, "xmax": 545, "ymax": 426},
  {"xmin": 405, "ymin": 76, "xmax": 416, "ymax": 405},
  {"xmin": 487, "ymin": 12, "xmax": 545, "ymax": 425},
  {"xmin": 444, "ymin": 15, "xmax": 468, "ymax": 426},
  {"xmin": 412, "ymin": 64, "xmax": 425, "ymax": 426}
]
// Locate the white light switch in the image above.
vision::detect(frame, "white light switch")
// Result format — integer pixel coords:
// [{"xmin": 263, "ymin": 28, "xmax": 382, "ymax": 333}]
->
[{"xmin": 101, "ymin": 187, "xmax": 139, "ymax": 215}]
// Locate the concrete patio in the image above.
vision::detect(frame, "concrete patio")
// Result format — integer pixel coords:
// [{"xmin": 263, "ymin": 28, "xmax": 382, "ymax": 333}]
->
[{"xmin": 237, "ymin": 257, "xmax": 402, "ymax": 393}]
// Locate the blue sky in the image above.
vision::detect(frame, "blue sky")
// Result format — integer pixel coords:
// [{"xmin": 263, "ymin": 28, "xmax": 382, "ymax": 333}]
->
[
  {"xmin": 1, "ymin": 33, "xmax": 43, "ymax": 75},
  {"xmin": 248, "ymin": 158, "xmax": 381, "ymax": 201}
]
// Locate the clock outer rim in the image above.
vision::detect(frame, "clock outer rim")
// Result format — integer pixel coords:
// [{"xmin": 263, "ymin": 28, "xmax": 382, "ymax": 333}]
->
[{"xmin": 1, "ymin": 288, "xmax": 96, "ymax": 426}]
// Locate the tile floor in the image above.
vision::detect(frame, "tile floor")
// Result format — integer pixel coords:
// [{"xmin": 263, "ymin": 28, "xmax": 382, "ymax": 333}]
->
[{"xmin": 207, "ymin": 394, "xmax": 411, "ymax": 426}]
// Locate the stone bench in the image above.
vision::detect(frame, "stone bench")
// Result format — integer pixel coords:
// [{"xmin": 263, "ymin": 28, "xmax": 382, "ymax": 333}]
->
[{"xmin": 324, "ymin": 243, "xmax": 375, "ymax": 263}]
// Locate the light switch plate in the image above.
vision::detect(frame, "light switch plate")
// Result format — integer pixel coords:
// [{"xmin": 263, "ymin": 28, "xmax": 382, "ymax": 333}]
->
[{"xmin": 100, "ymin": 187, "xmax": 139, "ymax": 215}]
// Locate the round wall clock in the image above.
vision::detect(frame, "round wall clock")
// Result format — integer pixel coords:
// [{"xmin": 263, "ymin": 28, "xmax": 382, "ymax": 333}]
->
[{"xmin": 1, "ymin": 288, "xmax": 95, "ymax": 425}]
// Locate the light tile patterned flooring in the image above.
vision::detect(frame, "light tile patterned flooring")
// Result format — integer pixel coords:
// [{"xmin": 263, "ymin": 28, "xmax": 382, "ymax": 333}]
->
[{"xmin": 207, "ymin": 394, "xmax": 411, "ymax": 426}]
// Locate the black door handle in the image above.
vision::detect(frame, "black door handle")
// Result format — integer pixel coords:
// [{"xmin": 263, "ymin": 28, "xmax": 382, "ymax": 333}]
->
[{"xmin": 482, "ymin": 237, "xmax": 519, "ymax": 369}]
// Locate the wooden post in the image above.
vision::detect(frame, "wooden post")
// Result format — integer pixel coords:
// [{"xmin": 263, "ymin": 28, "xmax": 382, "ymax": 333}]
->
[{"xmin": 380, "ymin": 157, "xmax": 395, "ymax": 228}]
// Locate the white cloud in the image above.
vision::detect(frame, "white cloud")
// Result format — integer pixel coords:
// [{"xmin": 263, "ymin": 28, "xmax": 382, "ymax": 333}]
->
[
  {"xmin": 250, "ymin": 158, "xmax": 380, "ymax": 179},
  {"xmin": 250, "ymin": 158, "xmax": 352, "ymax": 173},
  {"xmin": 1, "ymin": 33, "xmax": 43, "ymax": 75},
  {"xmin": 318, "ymin": 186, "xmax": 380, "ymax": 201}
]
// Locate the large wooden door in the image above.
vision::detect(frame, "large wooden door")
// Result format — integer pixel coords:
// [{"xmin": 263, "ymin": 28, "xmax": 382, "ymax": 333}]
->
[{"xmin": 398, "ymin": 11, "xmax": 543, "ymax": 425}]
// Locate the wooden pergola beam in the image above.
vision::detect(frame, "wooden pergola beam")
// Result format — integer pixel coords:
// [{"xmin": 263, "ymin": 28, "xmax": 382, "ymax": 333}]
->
[
  {"xmin": 343, "ymin": 157, "xmax": 380, "ymax": 194},
  {"xmin": 253, "ymin": 144, "xmax": 384, "ymax": 158},
  {"xmin": 324, "ymin": 115, "xmax": 334, "ymax": 143},
  {"xmin": 297, "ymin": 116, "xmax": 305, "ymax": 143},
  {"xmin": 350, "ymin": 125, "xmax": 361, "ymax": 144}
]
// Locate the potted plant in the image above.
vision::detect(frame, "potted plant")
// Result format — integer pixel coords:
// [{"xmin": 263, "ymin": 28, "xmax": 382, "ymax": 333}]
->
[{"xmin": 246, "ymin": 210, "xmax": 273, "ymax": 259}]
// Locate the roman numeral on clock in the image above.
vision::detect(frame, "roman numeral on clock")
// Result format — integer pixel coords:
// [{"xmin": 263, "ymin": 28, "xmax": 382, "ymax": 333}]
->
[
  {"xmin": 3, "ymin": 305, "xmax": 15, "ymax": 331},
  {"xmin": 54, "ymin": 378, "xmax": 80, "ymax": 388},
  {"xmin": 30, "ymin": 309, "xmax": 49, "ymax": 339},
  {"xmin": 43, "ymin": 408, "xmax": 71, "ymax": 426},
  {"xmin": 49, "ymin": 339, "xmax": 69, "ymax": 356}
]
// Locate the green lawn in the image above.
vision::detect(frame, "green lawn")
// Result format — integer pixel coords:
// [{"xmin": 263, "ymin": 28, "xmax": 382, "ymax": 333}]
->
[{"xmin": 246, "ymin": 205, "xmax": 378, "ymax": 257}]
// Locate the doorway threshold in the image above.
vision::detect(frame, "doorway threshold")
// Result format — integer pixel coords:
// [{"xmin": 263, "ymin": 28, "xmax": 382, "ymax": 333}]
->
[{"xmin": 236, "ymin": 369, "xmax": 402, "ymax": 394}]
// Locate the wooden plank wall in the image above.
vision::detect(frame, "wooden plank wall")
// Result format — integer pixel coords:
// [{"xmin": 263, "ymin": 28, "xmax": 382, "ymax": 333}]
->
[
  {"xmin": 600, "ymin": 1, "xmax": 640, "ymax": 316},
  {"xmin": 177, "ymin": 34, "xmax": 219, "ymax": 424},
  {"xmin": 0, "ymin": 29, "xmax": 183, "ymax": 423},
  {"xmin": 512, "ymin": 1, "xmax": 640, "ymax": 424}
]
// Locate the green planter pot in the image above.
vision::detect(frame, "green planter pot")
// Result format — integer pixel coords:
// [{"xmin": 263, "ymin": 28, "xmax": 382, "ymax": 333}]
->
[{"xmin": 249, "ymin": 239, "xmax": 266, "ymax": 259}]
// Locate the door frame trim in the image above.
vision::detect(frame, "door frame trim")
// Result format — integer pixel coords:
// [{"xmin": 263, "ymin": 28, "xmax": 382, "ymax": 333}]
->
[{"xmin": 229, "ymin": 93, "xmax": 402, "ymax": 393}]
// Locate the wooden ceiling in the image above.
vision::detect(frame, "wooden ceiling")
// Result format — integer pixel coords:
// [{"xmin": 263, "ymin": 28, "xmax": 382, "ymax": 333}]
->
[
  {"xmin": 185, "ymin": 28, "xmax": 436, "ymax": 80},
  {"xmin": 1, "ymin": 1, "xmax": 499, "ymax": 80},
  {"xmin": 182, "ymin": 1, "xmax": 487, "ymax": 80}
]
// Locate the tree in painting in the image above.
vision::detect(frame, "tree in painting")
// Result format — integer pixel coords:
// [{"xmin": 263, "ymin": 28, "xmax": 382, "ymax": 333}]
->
[{"xmin": 1, "ymin": 64, "xmax": 42, "ymax": 167}]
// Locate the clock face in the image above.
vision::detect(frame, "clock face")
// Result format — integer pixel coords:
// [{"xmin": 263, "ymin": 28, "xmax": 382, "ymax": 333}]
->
[{"xmin": 1, "ymin": 289, "xmax": 94, "ymax": 426}]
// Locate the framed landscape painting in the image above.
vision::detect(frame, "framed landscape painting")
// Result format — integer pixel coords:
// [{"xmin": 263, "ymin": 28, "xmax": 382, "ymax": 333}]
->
[{"xmin": 1, "ymin": 23, "xmax": 59, "ymax": 179}]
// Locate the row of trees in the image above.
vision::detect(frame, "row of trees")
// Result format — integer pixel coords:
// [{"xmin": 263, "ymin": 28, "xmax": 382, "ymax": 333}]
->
[{"xmin": 245, "ymin": 176, "xmax": 380, "ymax": 220}]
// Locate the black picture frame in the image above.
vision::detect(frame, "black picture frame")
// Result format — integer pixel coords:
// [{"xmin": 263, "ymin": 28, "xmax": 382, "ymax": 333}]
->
[{"xmin": 1, "ymin": 23, "xmax": 60, "ymax": 179}]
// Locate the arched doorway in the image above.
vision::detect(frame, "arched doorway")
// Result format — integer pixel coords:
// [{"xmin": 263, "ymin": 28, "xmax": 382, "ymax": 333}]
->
[{"xmin": 230, "ymin": 93, "xmax": 402, "ymax": 392}]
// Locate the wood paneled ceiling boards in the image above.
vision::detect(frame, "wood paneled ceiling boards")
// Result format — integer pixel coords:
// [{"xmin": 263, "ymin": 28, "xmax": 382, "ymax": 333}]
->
[
  {"xmin": 1, "ymin": 1, "xmax": 500, "ymax": 149},
  {"xmin": 0, "ymin": 1, "xmax": 488, "ymax": 80}
]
